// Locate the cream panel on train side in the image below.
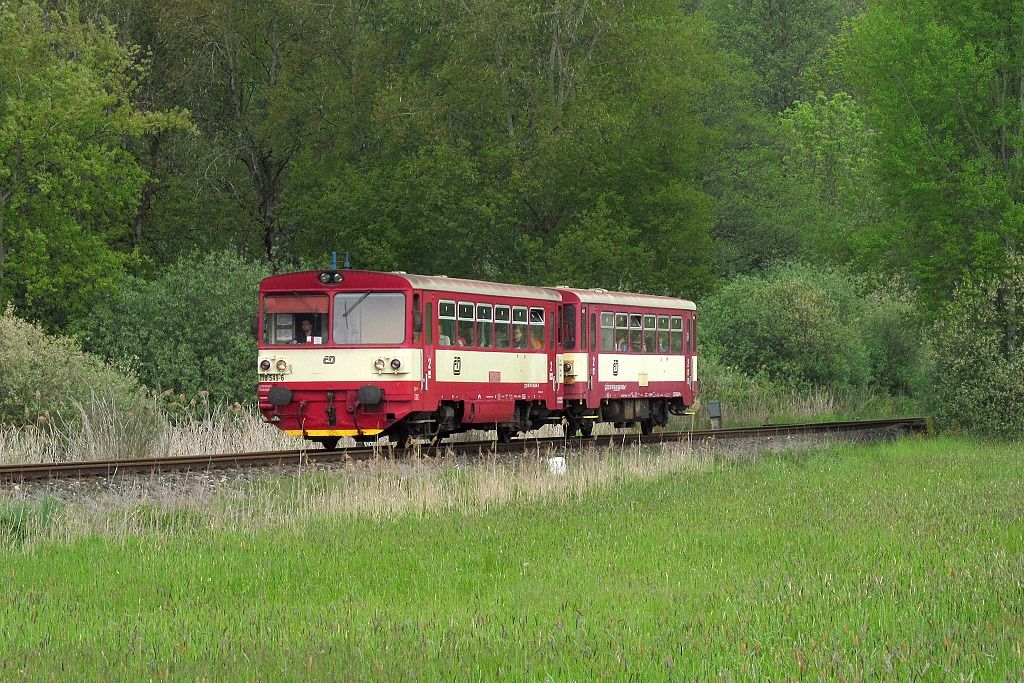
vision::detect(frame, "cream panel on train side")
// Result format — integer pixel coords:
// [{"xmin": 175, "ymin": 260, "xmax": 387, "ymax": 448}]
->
[
  {"xmin": 257, "ymin": 348, "xmax": 423, "ymax": 383},
  {"xmin": 435, "ymin": 350, "xmax": 549, "ymax": 384},
  {"xmin": 596, "ymin": 354, "xmax": 686, "ymax": 385}
]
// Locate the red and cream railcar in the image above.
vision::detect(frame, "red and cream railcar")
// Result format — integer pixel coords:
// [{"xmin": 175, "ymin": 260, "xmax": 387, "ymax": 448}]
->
[
  {"xmin": 556, "ymin": 288, "xmax": 698, "ymax": 435},
  {"xmin": 257, "ymin": 269, "xmax": 563, "ymax": 448}
]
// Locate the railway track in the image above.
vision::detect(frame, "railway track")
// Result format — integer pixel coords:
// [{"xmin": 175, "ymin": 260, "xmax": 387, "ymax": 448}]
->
[{"xmin": 0, "ymin": 417, "xmax": 930, "ymax": 483}]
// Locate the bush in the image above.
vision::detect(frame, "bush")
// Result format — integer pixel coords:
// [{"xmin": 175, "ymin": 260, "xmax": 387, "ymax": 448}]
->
[
  {"xmin": 0, "ymin": 306, "xmax": 155, "ymax": 431},
  {"xmin": 701, "ymin": 263, "xmax": 872, "ymax": 389},
  {"xmin": 930, "ymin": 256, "xmax": 1024, "ymax": 439},
  {"xmin": 860, "ymin": 288, "xmax": 931, "ymax": 396},
  {"xmin": 702, "ymin": 263, "xmax": 931, "ymax": 395},
  {"xmin": 76, "ymin": 251, "xmax": 270, "ymax": 405}
]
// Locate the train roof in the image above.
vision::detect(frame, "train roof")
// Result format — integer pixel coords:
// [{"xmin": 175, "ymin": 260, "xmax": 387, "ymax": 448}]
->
[
  {"xmin": 261, "ymin": 270, "xmax": 694, "ymax": 309},
  {"xmin": 402, "ymin": 274, "xmax": 562, "ymax": 301},
  {"xmin": 555, "ymin": 287, "xmax": 696, "ymax": 311}
]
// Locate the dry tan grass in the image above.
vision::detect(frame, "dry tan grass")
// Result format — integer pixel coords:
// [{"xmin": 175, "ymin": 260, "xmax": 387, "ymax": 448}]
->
[{"xmin": 1, "ymin": 438, "xmax": 722, "ymax": 546}]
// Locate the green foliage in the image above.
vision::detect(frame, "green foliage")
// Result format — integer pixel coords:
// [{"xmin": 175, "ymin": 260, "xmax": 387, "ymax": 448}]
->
[
  {"xmin": 76, "ymin": 251, "xmax": 270, "ymax": 405},
  {"xmin": 839, "ymin": 0, "xmax": 1024, "ymax": 309},
  {"xmin": 931, "ymin": 255, "xmax": 1024, "ymax": 439},
  {"xmin": 0, "ymin": 1, "xmax": 192, "ymax": 329},
  {"xmin": 0, "ymin": 305, "xmax": 154, "ymax": 429},
  {"xmin": 703, "ymin": 264, "xmax": 872, "ymax": 388},
  {"xmin": 700, "ymin": 0, "xmax": 851, "ymax": 113}
]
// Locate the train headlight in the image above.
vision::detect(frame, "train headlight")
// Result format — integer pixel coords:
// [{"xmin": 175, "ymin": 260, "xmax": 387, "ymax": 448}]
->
[
  {"xmin": 260, "ymin": 359, "xmax": 271, "ymax": 371},
  {"xmin": 318, "ymin": 272, "xmax": 331, "ymax": 284},
  {"xmin": 374, "ymin": 358, "xmax": 386, "ymax": 372},
  {"xmin": 332, "ymin": 272, "xmax": 343, "ymax": 283},
  {"xmin": 275, "ymin": 359, "xmax": 288, "ymax": 372},
  {"xmin": 390, "ymin": 358, "xmax": 402, "ymax": 371},
  {"xmin": 563, "ymin": 361, "xmax": 573, "ymax": 374}
]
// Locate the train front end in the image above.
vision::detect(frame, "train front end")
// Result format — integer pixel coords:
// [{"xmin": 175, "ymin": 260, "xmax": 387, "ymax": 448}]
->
[{"xmin": 256, "ymin": 270, "xmax": 421, "ymax": 448}]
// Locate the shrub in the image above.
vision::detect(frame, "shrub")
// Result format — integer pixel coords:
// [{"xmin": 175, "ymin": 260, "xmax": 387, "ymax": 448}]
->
[
  {"xmin": 0, "ymin": 306, "xmax": 155, "ymax": 432},
  {"xmin": 860, "ymin": 288, "xmax": 931, "ymax": 396},
  {"xmin": 931, "ymin": 256, "xmax": 1024, "ymax": 439},
  {"xmin": 701, "ymin": 263, "xmax": 872, "ymax": 389},
  {"xmin": 76, "ymin": 251, "xmax": 270, "ymax": 405}
]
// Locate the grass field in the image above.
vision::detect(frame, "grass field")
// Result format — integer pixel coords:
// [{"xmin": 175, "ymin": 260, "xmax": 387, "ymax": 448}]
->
[{"xmin": 1, "ymin": 437, "xmax": 1021, "ymax": 680}]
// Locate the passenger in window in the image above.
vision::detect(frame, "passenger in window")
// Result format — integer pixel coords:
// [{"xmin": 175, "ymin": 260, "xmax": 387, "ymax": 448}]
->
[
  {"xmin": 295, "ymin": 318, "xmax": 321, "ymax": 344},
  {"xmin": 530, "ymin": 330, "xmax": 544, "ymax": 349},
  {"xmin": 512, "ymin": 326, "xmax": 540, "ymax": 349},
  {"xmin": 616, "ymin": 333, "xmax": 629, "ymax": 352}
]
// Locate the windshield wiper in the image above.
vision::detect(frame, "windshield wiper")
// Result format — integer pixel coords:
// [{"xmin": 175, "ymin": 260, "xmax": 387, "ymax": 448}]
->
[{"xmin": 343, "ymin": 291, "xmax": 374, "ymax": 318}]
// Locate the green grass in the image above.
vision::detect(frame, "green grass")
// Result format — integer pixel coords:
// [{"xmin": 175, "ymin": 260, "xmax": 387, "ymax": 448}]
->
[{"xmin": 1, "ymin": 437, "xmax": 1022, "ymax": 680}]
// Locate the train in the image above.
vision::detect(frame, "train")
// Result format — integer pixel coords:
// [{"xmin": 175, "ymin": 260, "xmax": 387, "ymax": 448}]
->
[{"xmin": 256, "ymin": 268, "xmax": 698, "ymax": 448}]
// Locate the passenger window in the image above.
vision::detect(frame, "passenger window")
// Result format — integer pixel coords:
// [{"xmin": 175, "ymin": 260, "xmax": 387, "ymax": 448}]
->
[
  {"xmin": 529, "ymin": 308, "xmax": 545, "ymax": 350},
  {"xmin": 562, "ymin": 304, "xmax": 576, "ymax": 350},
  {"xmin": 590, "ymin": 313, "xmax": 597, "ymax": 351},
  {"xmin": 457, "ymin": 302, "xmax": 474, "ymax": 347},
  {"xmin": 670, "ymin": 316, "xmax": 683, "ymax": 353},
  {"xmin": 657, "ymin": 316, "xmax": 670, "ymax": 353},
  {"xmin": 643, "ymin": 315, "xmax": 656, "ymax": 353},
  {"xmin": 426, "ymin": 302, "xmax": 433, "ymax": 345},
  {"xmin": 512, "ymin": 307, "xmax": 530, "ymax": 349},
  {"xmin": 614, "ymin": 313, "xmax": 629, "ymax": 352},
  {"xmin": 496, "ymin": 305, "xmax": 511, "ymax": 348},
  {"xmin": 629, "ymin": 314, "xmax": 643, "ymax": 352},
  {"xmin": 476, "ymin": 304, "xmax": 493, "ymax": 348},
  {"xmin": 438, "ymin": 300, "xmax": 456, "ymax": 346},
  {"xmin": 600, "ymin": 312, "xmax": 615, "ymax": 352}
]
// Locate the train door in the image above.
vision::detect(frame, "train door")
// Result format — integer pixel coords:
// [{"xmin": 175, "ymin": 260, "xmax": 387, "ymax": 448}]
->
[
  {"xmin": 553, "ymin": 304, "xmax": 563, "ymax": 395},
  {"xmin": 684, "ymin": 312, "xmax": 693, "ymax": 390},
  {"xmin": 420, "ymin": 293, "xmax": 434, "ymax": 395}
]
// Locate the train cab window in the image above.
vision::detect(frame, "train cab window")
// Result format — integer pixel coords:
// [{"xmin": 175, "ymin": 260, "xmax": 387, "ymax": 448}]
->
[
  {"xmin": 262, "ymin": 293, "xmax": 328, "ymax": 345},
  {"xmin": 495, "ymin": 305, "xmax": 511, "ymax": 348},
  {"xmin": 562, "ymin": 304, "xmax": 576, "ymax": 350},
  {"xmin": 438, "ymin": 300, "xmax": 456, "ymax": 346},
  {"xmin": 629, "ymin": 314, "xmax": 643, "ymax": 352},
  {"xmin": 530, "ymin": 308, "xmax": 545, "ymax": 350},
  {"xmin": 657, "ymin": 316, "xmax": 670, "ymax": 353},
  {"xmin": 426, "ymin": 302, "xmax": 433, "ymax": 345},
  {"xmin": 457, "ymin": 302, "xmax": 475, "ymax": 347},
  {"xmin": 670, "ymin": 316, "xmax": 684, "ymax": 353},
  {"xmin": 600, "ymin": 312, "xmax": 615, "ymax": 352},
  {"xmin": 476, "ymin": 304, "xmax": 493, "ymax": 348},
  {"xmin": 333, "ymin": 292, "xmax": 407, "ymax": 345},
  {"xmin": 413, "ymin": 294, "xmax": 421, "ymax": 343},
  {"xmin": 643, "ymin": 315, "xmax": 656, "ymax": 353},
  {"xmin": 580, "ymin": 308, "xmax": 587, "ymax": 349}
]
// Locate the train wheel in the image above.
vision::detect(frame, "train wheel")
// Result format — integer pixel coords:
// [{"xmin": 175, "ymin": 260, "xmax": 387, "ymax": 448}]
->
[
  {"xmin": 317, "ymin": 437, "xmax": 340, "ymax": 451},
  {"xmin": 578, "ymin": 420, "xmax": 594, "ymax": 437},
  {"xmin": 639, "ymin": 419, "xmax": 655, "ymax": 436},
  {"xmin": 496, "ymin": 425, "xmax": 516, "ymax": 444}
]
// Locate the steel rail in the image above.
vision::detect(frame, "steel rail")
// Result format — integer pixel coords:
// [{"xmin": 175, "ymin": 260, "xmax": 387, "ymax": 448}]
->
[{"xmin": 0, "ymin": 417, "xmax": 930, "ymax": 483}]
